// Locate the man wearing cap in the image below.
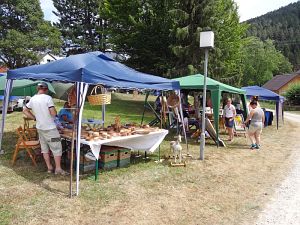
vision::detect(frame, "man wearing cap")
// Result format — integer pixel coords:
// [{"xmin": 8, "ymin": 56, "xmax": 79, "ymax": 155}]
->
[{"xmin": 23, "ymin": 82, "xmax": 66, "ymax": 175}]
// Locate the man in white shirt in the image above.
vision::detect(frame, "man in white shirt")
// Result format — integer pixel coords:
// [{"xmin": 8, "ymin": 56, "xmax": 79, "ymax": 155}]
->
[
  {"xmin": 23, "ymin": 82, "xmax": 66, "ymax": 175},
  {"xmin": 223, "ymin": 98, "xmax": 236, "ymax": 141}
]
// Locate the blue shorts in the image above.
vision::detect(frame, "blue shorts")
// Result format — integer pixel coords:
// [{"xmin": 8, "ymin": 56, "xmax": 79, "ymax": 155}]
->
[{"xmin": 225, "ymin": 118, "xmax": 234, "ymax": 128}]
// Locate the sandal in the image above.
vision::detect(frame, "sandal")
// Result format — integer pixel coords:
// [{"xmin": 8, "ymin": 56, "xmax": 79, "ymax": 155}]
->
[
  {"xmin": 55, "ymin": 169, "xmax": 69, "ymax": 176},
  {"xmin": 47, "ymin": 168, "xmax": 54, "ymax": 174}
]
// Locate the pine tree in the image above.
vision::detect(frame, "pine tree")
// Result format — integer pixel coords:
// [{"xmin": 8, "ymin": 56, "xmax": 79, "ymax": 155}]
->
[
  {"xmin": 0, "ymin": 0, "xmax": 61, "ymax": 68},
  {"xmin": 246, "ymin": 1, "xmax": 300, "ymax": 70},
  {"xmin": 171, "ymin": 0, "xmax": 247, "ymax": 85},
  {"xmin": 102, "ymin": 0, "xmax": 177, "ymax": 76},
  {"xmin": 53, "ymin": 0, "xmax": 106, "ymax": 54}
]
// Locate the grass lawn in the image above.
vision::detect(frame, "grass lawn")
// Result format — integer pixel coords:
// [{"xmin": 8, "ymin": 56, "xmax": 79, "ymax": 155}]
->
[{"xmin": 0, "ymin": 93, "xmax": 299, "ymax": 225}]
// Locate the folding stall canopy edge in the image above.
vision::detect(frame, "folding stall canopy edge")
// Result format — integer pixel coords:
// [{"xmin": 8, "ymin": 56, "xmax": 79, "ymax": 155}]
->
[
  {"xmin": 174, "ymin": 74, "xmax": 248, "ymax": 143},
  {"xmin": 0, "ymin": 51, "xmax": 180, "ymax": 196},
  {"xmin": 241, "ymin": 85, "xmax": 285, "ymax": 130}
]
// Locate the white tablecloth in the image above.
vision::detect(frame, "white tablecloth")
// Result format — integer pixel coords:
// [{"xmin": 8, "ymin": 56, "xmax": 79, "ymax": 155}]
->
[{"xmin": 81, "ymin": 129, "xmax": 168, "ymax": 160}]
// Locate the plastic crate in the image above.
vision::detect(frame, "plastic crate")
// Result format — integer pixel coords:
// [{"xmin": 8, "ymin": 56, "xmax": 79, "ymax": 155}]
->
[
  {"xmin": 117, "ymin": 149, "xmax": 131, "ymax": 168},
  {"xmin": 79, "ymin": 161, "xmax": 96, "ymax": 172},
  {"xmin": 99, "ymin": 146, "xmax": 118, "ymax": 163},
  {"xmin": 118, "ymin": 158, "xmax": 131, "ymax": 168},
  {"xmin": 99, "ymin": 160, "xmax": 118, "ymax": 170},
  {"xmin": 118, "ymin": 149, "xmax": 131, "ymax": 160}
]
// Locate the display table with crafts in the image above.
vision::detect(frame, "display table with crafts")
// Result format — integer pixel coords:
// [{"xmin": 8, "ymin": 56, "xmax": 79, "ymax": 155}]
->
[{"xmin": 60, "ymin": 123, "xmax": 168, "ymax": 178}]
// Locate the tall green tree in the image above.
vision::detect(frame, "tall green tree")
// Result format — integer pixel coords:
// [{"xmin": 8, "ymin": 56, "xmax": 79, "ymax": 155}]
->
[
  {"xmin": 102, "ymin": 0, "xmax": 177, "ymax": 76},
  {"xmin": 246, "ymin": 1, "xmax": 300, "ymax": 71},
  {"xmin": 0, "ymin": 0, "xmax": 61, "ymax": 69},
  {"xmin": 171, "ymin": 0, "xmax": 247, "ymax": 84},
  {"xmin": 53, "ymin": 0, "xmax": 106, "ymax": 54},
  {"xmin": 240, "ymin": 37, "xmax": 292, "ymax": 86}
]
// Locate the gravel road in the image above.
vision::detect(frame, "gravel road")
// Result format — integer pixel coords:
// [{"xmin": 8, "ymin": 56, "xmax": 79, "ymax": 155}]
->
[{"xmin": 256, "ymin": 112, "xmax": 300, "ymax": 225}]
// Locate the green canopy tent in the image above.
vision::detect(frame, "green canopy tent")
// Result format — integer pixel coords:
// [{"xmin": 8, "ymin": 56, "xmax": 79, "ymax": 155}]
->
[
  {"xmin": 174, "ymin": 74, "xmax": 248, "ymax": 143},
  {"xmin": 51, "ymin": 82, "xmax": 74, "ymax": 100},
  {"xmin": 0, "ymin": 74, "xmax": 55, "ymax": 96}
]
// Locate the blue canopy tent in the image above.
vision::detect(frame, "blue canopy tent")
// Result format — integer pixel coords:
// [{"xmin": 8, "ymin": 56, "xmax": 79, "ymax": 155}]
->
[
  {"xmin": 241, "ymin": 86, "xmax": 284, "ymax": 129},
  {"xmin": 1, "ymin": 51, "xmax": 180, "ymax": 196}
]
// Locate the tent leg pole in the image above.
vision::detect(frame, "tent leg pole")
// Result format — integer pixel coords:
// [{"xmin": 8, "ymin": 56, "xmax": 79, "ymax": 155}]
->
[
  {"xmin": 0, "ymin": 79, "xmax": 13, "ymax": 154},
  {"xmin": 158, "ymin": 145, "xmax": 160, "ymax": 161},
  {"xmin": 200, "ymin": 49, "xmax": 209, "ymax": 160},
  {"xmin": 178, "ymin": 90, "xmax": 190, "ymax": 157},
  {"xmin": 69, "ymin": 120, "xmax": 76, "ymax": 198},
  {"xmin": 95, "ymin": 159, "xmax": 99, "ymax": 181},
  {"xmin": 102, "ymin": 104, "xmax": 105, "ymax": 128},
  {"xmin": 141, "ymin": 92, "xmax": 149, "ymax": 125}
]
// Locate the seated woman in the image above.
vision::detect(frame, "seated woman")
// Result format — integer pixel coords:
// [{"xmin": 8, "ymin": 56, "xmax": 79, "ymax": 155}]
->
[{"xmin": 58, "ymin": 102, "xmax": 74, "ymax": 127}]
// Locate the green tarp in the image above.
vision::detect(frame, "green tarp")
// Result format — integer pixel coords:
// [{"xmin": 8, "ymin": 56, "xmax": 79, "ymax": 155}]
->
[
  {"xmin": 174, "ymin": 74, "xmax": 248, "ymax": 144},
  {"xmin": 0, "ymin": 74, "xmax": 55, "ymax": 96}
]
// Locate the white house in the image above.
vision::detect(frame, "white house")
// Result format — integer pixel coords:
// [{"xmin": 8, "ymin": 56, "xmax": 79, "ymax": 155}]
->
[{"xmin": 39, "ymin": 53, "xmax": 64, "ymax": 64}]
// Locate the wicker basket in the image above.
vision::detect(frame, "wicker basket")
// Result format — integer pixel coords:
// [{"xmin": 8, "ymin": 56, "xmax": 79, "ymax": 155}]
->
[{"xmin": 87, "ymin": 85, "xmax": 111, "ymax": 105}]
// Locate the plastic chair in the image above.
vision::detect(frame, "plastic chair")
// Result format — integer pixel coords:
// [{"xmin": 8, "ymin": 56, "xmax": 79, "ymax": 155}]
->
[{"xmin": 12, "ymin": 126, "xmax": 40, "ymax": 166}]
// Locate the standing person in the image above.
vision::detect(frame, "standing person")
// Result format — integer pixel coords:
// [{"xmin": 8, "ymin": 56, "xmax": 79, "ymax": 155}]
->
[
  {"xmin": 247, "ymin": 95, "xmax": 261, "ymax": 113},
  {"xmin": 243, "ymin": 100, "xmax": 265, "ymax": 150},
  {"xmin": 23, "ymin": 82, "xmax": 67, "ymax": 175},
  {"xmin": 223, "ymin": 98, "xmax": 236, "ymax": 141}
]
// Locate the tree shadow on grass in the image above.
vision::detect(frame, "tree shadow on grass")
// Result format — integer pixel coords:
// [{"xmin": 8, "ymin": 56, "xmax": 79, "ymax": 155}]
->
[
  {"xmin": 0, "ymin": 131, "xmax": 83, "ymax": 195},
  {"xmin": 1, "ymin": 130, "xmax": 164, "ymax": 195}
]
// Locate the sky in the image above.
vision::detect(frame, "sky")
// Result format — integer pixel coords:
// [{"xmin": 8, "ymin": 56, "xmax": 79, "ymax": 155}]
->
[
  {"xmin": 235, "ymin": 0, "xmax": 299, "ymax": 21},
  {"xmin": 40, "ymin": 0, "xmax": 299, "ymax": 23}
]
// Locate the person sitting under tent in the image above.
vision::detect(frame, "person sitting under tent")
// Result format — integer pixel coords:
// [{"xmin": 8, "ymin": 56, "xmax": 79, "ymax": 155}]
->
[
  {"xmin": 58, "ymin": 102, "xmax": 74, "ymax": 128},
  {"xmin": 154, "ymin": 95, "xmax": 162, "ymax": 113}
]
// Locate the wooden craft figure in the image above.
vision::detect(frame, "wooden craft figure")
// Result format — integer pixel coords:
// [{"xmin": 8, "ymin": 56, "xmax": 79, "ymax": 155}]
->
[
  {"xmin": 170, "ymin": 134, "xmax": 182, "ymax": 163},
  {"xmin": 115, "ymin": 116, "xmax": 121, "ymax": 132}
]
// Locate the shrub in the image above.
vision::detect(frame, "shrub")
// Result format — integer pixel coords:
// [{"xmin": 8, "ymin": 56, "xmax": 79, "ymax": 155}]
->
[{"xmin": 285, "ymin": 83, "xmax": 300, "ymax": 105}]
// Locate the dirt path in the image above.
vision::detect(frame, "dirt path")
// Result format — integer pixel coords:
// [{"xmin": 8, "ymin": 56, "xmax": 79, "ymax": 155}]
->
[{"xmin": 256, "ymin": 112, "xmax": 300, "ymax": 225}]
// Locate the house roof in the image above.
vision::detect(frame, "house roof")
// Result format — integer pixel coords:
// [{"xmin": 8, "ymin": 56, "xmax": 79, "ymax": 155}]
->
[
  {"xmin": 0, "ymin": 66, "xmax": 8, "ymax": 73},
  {"xmin": 263, "ymin": 74, "xmax": 300, "ymax": 91}
]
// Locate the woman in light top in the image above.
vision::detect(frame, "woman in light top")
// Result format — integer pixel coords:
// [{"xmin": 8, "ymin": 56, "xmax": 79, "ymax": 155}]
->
[
  {"xmin": 223, "ymin": 98, "xmax": 236, "ymax": 142},
  {"xmin": 243, "ymin": 100, "xmax": 265, "ymax": 150}
]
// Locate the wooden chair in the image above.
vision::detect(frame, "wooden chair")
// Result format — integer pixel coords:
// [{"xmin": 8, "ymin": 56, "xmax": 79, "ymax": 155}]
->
[
  {"xmin": 12, "ymin": 126, "xmax": 40, "ymax": 166},
  {"xmin": 23, "ymin": 117, "xmax": 38, "ymax": 140}
]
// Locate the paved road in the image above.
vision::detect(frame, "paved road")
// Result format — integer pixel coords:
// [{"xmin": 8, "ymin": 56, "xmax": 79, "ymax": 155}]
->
[{"xmin": 256, "ymin": 112, "xmax": 300, "ymax": 225}]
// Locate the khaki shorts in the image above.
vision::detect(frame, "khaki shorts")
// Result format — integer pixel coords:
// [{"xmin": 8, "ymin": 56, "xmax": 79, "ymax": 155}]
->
[
  {"xmin": 37, "ymin": 128, "xmax": 62, "ymax": 156},
  {"xmin": 248, "ymin": 122, "xmax": 263, "ymax": 134}
]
